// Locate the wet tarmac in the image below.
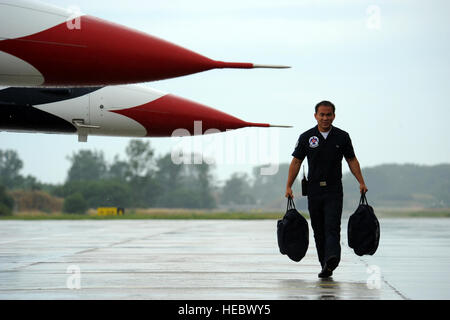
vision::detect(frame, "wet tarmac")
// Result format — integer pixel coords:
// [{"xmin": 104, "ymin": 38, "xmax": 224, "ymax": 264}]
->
[
  {"xmin": 360, "ymin": 218, "xmax": 450, "ymax": 300},
  {"xmin": 0, "ymin": 219, "xmax": 449, "ymax": 300}
]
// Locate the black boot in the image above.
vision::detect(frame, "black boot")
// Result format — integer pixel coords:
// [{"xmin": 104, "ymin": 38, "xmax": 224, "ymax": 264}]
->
[
  {"xmin": 318, "ymin": 256, "xmax": 338, "ymax": 278},
  {"xmin": 318, "ymin": 268, "xmax": 333, "ymax": 278}
]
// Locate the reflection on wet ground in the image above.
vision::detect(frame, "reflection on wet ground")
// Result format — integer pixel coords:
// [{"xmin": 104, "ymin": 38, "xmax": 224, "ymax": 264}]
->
[
  {"xmin": 278, "ymin": 277, "xmax": 383, "ymax": 300},
  {"xmin": 317, "ymin": 278, "xmax": 341, "ymax": 300},
  {"xmin": 1, "ymin": 219, "xmax": 447, "ymax": 299},
  {"xmin": 278, "ymin": 279, "xmax": 344, "ymax": 300}
]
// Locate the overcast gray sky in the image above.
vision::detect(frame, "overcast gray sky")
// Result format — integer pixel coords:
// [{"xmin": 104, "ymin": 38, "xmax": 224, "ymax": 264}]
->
[{"xmin": 1, "ymin": 0, "xmax": 449, "ymax": 185}]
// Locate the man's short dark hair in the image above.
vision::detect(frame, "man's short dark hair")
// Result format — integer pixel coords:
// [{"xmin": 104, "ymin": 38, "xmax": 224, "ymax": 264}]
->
[{"xmin": 315, "ymin": 101, "xmax": 336, "ymax": 114}]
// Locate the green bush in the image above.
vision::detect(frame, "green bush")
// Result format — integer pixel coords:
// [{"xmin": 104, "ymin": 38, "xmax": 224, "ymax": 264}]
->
[
  {"xmin": 63, "ymin": 193, "xmax": 88, "ymax": 214},
  {"xmin": 55, "ymin": 180, "xmax": 132, "ymax": 208},
  {"xmin": 0, "ymin": 185, "xmax": 14, "ymax": 216},
  {"xmin": 0, "ymin": 203, "xmax": 12, "ymax": 216}
]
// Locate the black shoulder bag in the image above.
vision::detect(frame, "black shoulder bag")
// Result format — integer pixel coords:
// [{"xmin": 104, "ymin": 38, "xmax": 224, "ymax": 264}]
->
[
  {"xmin": 347, "ymin": 192, "xmax": 380, "ymax": 256},
  {"xmin": 277, "ymin": 197, "xmax": 309, "ymax": 262}
]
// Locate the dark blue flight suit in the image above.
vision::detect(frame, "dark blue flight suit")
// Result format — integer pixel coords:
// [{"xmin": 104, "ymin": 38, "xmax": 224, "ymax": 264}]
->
[{"xmin": 292, "ymin": 126, "xmax": 355, "ymax": 269}]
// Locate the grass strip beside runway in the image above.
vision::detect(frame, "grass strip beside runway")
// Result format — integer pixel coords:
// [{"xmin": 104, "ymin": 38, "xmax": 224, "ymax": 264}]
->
[
  {"xmin": 0, "ymin": 210, "xmax": 290, "ymax": 220},
  {"xmin": 1, "ymin": 208, "xmax": 449, "ymax": 220}
]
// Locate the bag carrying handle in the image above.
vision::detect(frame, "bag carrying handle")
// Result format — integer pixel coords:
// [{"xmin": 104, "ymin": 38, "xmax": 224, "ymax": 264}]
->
[
  {"xmin": 359, "ymin": 192, "xmax": 369, "ymax": 205},
  {"xmin": 287, "ymin": 196, "xmax": 296, "ymax": 211}
]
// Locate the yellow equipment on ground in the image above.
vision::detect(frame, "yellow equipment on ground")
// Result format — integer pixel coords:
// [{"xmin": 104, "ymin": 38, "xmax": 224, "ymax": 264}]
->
[{"xmin": 97, "ymin": 207, "xmax": 125, "ymax": 216}]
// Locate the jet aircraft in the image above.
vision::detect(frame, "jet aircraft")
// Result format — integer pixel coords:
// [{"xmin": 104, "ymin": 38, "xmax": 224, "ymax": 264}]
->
[
  {"xmin": 0, "ymin": 85, "xmax": 288, "ymax": 142},
  {"xmin": 0, "ymin": 0, "xmax": 290, "ymax": 141}
]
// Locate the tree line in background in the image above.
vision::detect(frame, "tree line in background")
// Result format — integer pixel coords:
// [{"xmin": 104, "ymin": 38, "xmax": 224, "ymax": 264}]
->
[
  {"xmin": 1, "ymin": 143, "xmax": 449, "ymax": 216},
  {"xmin": 0, "ymin": 141, "xmax": 217, "ymax": 215}
]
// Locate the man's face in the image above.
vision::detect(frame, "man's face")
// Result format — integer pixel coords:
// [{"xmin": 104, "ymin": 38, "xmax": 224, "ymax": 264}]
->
[{"xmin": 314, "ymin": 105, "xmax": 335, "ymax": 132}]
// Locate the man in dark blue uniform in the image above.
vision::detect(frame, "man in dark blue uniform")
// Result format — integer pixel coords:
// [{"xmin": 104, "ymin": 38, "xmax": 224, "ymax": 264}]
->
[{"xmin": 285, "ymin": 101, "xmax": 368, "ymax": 278}]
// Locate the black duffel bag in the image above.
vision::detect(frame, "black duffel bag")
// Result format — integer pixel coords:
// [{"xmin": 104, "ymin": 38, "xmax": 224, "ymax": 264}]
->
[
  {"xmin": 347, "ymin": 192, "xmax": 380, "ymax": 256},
  {"xmin": 277, "ymin": 197, "xmax": 309, "ymax": 262}
]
